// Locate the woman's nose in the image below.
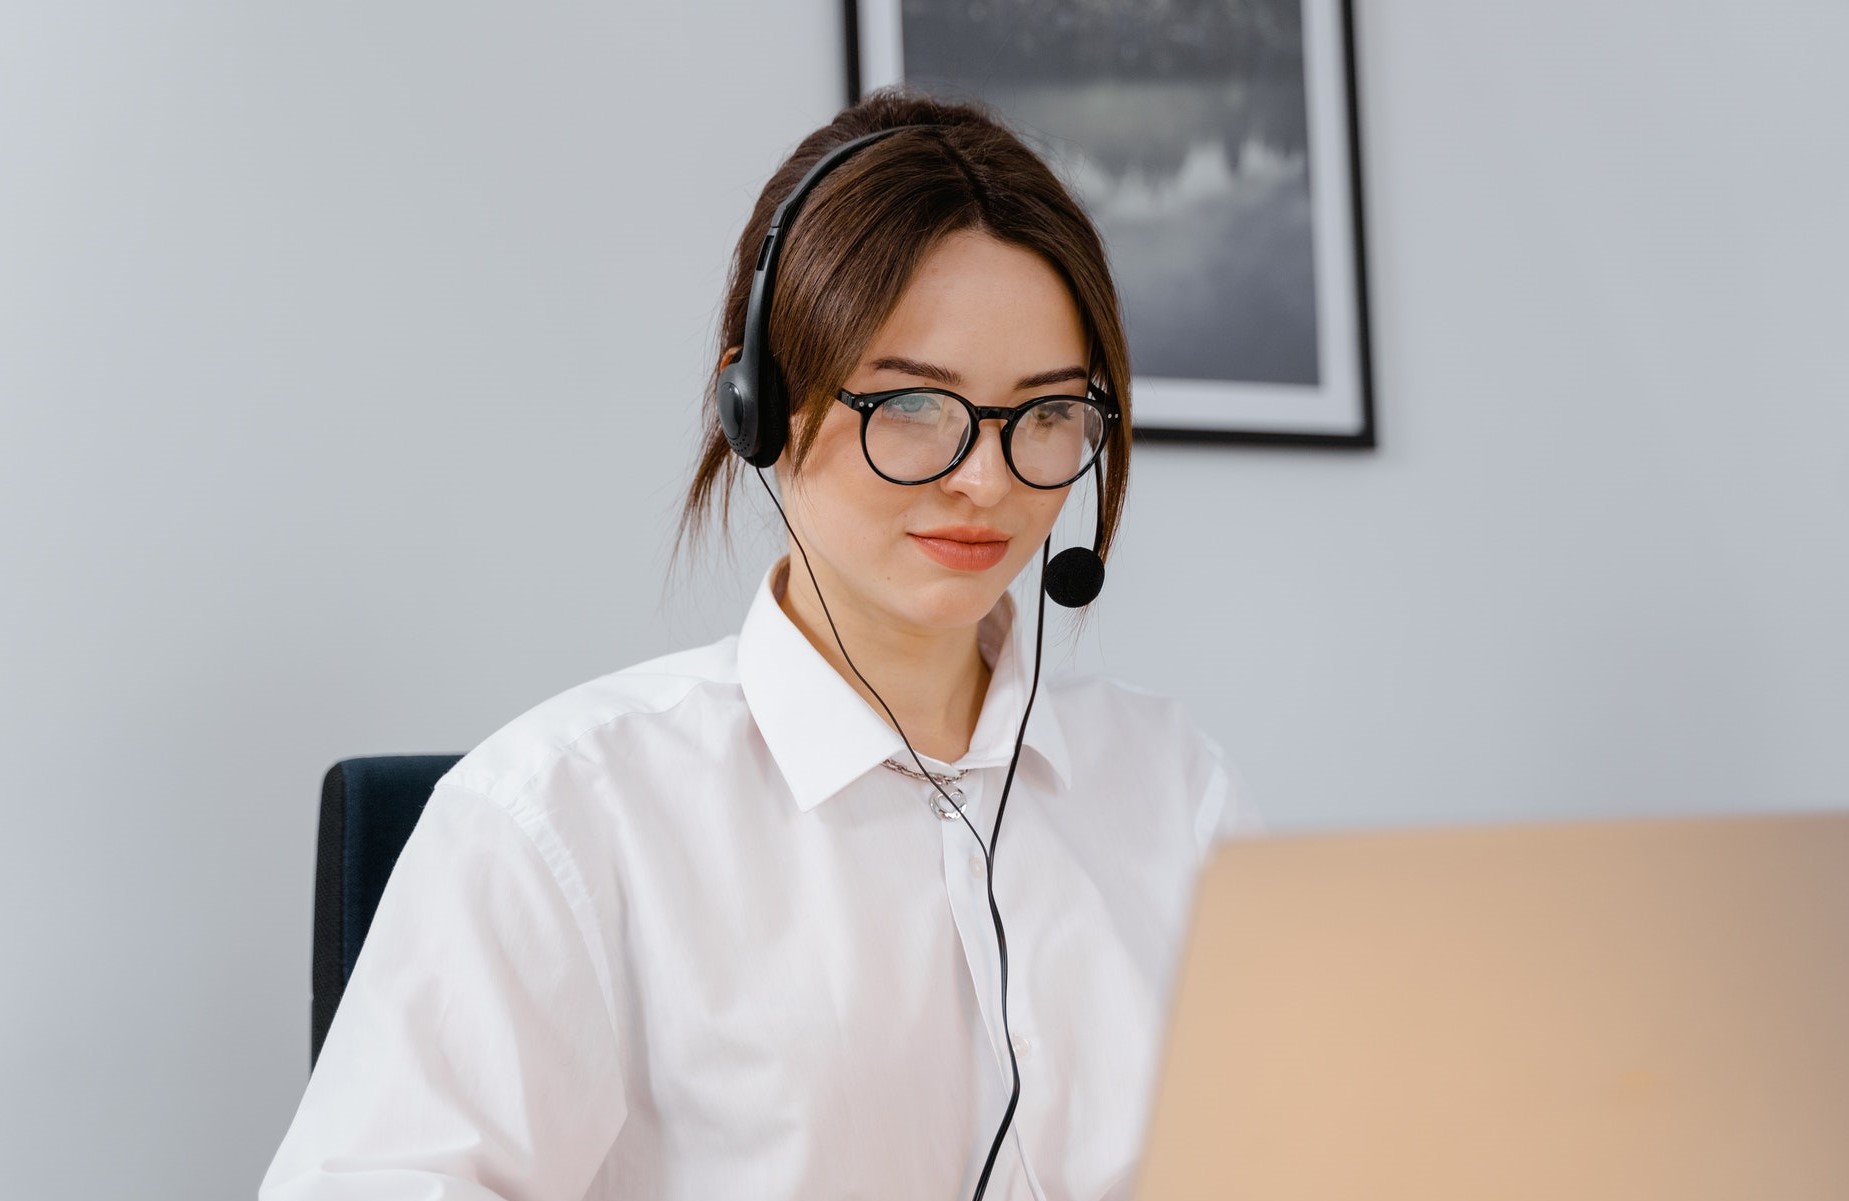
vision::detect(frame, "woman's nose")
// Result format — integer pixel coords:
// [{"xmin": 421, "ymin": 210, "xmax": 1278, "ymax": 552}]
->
[{"xmin": 942, "ymin": 419, "xmax": 1013, "ymax": 505}]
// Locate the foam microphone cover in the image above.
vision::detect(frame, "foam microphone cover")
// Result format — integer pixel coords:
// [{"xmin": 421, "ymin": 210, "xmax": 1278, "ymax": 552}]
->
[{"xmin": 1044, "ymin": 546, "xmax": 1105, "ymax": 608}]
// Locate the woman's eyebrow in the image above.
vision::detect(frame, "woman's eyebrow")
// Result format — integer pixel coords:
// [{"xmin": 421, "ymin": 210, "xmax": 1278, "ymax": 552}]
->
[
  {"xmin": 1013, "ymin": 365, "xmax": 1090, "ymax": 390},
  {"xmin": 867, "ymin": 356, "xmax": 1089, "ymax": 391},
  {"xmin": 868, "ymin": 355, "xmax": 962, "ymax": 386}
]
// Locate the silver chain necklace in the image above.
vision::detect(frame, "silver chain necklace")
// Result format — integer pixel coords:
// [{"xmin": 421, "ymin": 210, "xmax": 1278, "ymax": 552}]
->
[{"xmin": 880, "ymin": 757, "xmax": 967, "ymax": 821}]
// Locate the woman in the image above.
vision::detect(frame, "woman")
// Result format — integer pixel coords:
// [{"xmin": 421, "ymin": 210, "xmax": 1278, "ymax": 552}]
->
[{"xmin": 262, "ymin": 91, "xmax": 1238, "ymax": 1201}]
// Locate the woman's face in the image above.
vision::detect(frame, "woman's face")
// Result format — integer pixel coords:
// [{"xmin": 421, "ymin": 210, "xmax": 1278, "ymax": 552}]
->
[{"xmin": 780, "ymin": 229, "xmax": 1089, "ymax": 636}]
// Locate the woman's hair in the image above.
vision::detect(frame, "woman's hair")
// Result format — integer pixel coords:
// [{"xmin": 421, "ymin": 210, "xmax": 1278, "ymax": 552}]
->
[{"xmin": 678, "ymin": 89, "xmax": 1133, "ymax": 575}]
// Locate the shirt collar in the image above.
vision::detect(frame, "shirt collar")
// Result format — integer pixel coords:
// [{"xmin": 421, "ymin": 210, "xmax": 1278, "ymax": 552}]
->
[{"xmin": 735, "ymin": 559, "xmax": 1072, "ymax": 813}]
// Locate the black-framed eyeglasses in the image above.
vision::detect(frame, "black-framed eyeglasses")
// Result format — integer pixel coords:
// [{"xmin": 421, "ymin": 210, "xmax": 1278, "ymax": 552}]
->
[{"xmin": 835, "ymin": 386, "xmax": 1119, "ymax": 490}]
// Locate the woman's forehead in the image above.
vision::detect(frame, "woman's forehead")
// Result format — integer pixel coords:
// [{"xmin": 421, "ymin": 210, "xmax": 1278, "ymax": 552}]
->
[{"xmin": 857, "ymin": 231, "xmax": 1088, "ymax": 389}]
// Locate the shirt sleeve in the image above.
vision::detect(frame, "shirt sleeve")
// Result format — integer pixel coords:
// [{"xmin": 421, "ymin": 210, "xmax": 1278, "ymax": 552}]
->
[
  {"xmin": 260, "ymin": 782, "xmax": 626, "ymax": 1201},
  {"xmin": 1191, "ymin": 733, "xmax": 1264, "ymax": 853}
]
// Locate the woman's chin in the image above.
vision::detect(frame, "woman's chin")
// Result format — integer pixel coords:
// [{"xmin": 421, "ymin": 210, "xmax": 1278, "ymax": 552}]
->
[{"xmin": 884, "ymin": 570, "xmax": 1020, "ymax": 631}]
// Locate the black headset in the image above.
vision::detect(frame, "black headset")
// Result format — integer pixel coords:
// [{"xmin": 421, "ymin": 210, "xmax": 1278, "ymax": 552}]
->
[{"xmin": 718, "ymin": 125, "xmax": 1109, "ymax": 608}]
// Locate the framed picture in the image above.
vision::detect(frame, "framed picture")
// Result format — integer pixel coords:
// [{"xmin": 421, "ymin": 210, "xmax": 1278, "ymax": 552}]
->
[{"xmin": 846, "ymin": 0, "xmax": 1375, "ymax": 448}]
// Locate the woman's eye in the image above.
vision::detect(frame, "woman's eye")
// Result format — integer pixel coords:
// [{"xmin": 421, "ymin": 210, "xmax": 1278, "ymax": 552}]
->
[
  {"xmin": 886, "ymin": 393, "xmax": 941, "ymax": 420},
  {"xmin": 1032, "ymin": 402, "xmax": 1076, "ymax": 425}
]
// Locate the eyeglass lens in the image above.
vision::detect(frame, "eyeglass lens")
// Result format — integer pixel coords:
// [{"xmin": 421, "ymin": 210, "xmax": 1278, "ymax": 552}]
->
[{"xmin": 864, "ymin": 392, "xmax": 1105, "ymax": 487}]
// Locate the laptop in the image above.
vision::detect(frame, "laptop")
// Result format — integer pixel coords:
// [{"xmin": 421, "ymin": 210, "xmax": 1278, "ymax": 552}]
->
[{"xmin": 1134, "ymin": 812, "xmax": 1849, "ymax": 1200}]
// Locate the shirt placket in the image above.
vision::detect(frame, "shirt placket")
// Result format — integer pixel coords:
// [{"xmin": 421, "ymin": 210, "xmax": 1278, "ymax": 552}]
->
[{"xmin": 935, "ymin": 771, "xmax": 1049, "ymax": 1201}]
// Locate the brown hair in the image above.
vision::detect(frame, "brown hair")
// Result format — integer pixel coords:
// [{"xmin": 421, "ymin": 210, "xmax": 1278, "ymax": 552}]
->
[{"xmin": 678, "ymin": 89, "xmax": 1133, "ymax": 578}]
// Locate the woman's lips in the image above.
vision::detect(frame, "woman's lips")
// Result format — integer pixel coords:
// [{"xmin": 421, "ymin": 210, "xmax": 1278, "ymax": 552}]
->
[{"xmin": 909, "ymin": 532, "xmax": 1011, "ymax": 572}]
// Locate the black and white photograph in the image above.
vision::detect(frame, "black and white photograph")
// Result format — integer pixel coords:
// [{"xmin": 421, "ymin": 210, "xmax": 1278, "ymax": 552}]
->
[{"xmin": 851, "ymin": 0, "xmax": 1375, "ymax": 444}]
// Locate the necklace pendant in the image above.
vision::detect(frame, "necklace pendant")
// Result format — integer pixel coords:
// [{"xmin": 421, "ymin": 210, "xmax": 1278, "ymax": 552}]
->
[{"xmin": 930, "ymin": 786, "xmax": 965, "ymax": 821}]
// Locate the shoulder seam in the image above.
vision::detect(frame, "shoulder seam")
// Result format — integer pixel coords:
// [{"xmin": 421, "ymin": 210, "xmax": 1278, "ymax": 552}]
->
[{"xmin": 451, "ymin": 673, "xmax": 741, "ymax": 808}]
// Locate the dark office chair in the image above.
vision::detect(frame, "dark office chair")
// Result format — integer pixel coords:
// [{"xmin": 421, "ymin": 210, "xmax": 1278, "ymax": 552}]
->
[{"xmin": 311, "ymin": 754, "xmax": 464, "ymax": 1067}]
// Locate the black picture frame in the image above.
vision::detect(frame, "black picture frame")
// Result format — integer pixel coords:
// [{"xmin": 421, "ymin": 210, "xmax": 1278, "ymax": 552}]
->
[{"xmin": 846, "ymin": 0, "xmax": 1376, "ymax": 449}]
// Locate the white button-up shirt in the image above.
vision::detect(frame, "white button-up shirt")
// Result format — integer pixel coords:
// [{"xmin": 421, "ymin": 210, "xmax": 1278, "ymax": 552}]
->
[{"xmin": 262, "ymin": 561, "xmax": 1241, "ymax": 1200}]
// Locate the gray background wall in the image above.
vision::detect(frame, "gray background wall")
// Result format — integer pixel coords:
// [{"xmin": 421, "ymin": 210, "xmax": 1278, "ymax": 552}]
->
[{"xmin": 2, "ymin": 2, "xmax": 1844, "ymax": 1196}]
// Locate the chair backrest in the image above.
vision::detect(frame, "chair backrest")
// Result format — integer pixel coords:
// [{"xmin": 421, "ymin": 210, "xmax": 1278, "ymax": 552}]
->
[{"xmin": 312, "ymin": 754, "xmax": 463, "ymax": 1067}]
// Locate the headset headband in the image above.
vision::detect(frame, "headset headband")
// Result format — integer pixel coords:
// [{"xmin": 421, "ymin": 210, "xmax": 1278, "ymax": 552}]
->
[{"xmin": 718, "ymin": 126, "xmax": 919, "ymax": 467}]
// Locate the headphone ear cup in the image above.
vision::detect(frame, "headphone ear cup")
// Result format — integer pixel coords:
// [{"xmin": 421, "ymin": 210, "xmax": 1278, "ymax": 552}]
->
[
  {"xmin": 718, "ymin": 355, "xmax": 790, "ymax": 469},
  {"xmin": 718, "ymin": 361, "xmax": 759, "ymax": 462},
  {"xmin": 747, "ymin": 360, "xmax": 789, "ymax": 469}
]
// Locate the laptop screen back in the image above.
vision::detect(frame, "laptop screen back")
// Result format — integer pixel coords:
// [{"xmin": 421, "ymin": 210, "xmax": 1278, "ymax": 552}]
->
[{"xmin": 1136, "ymin": 813, "xmax": 1849, "ymax": 1201}]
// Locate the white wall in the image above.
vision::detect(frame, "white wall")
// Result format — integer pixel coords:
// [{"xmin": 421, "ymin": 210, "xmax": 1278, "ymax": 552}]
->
[
  {"xmin": 1, "ymin": 2, "xmax": 1844, "ymax": 1197},
  {"xmin": 1101, "ymin": 2, "xmax": 1849, "ymax": 829}
]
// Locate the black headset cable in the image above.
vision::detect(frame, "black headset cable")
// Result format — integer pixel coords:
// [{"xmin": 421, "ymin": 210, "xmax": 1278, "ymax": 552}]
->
[{"xmin": 754, "ymin": 467, "xmax": 1041, "ymax": 1201}]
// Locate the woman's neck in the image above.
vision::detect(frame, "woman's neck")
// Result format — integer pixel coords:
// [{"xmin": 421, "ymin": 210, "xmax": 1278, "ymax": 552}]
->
[{"xmin": 775, "ymin": 559, "xmax": 992, "ymax": 764}]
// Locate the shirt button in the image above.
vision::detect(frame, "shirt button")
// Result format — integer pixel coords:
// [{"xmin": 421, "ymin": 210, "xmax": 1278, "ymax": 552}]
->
[
  {"xmin": 968, "ymin": 852, "xmax": 987, "ymax": 877},
  {"xmin": 1011, "ymin": 1033, "xmax": 1033, "ymax": 1058}
]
